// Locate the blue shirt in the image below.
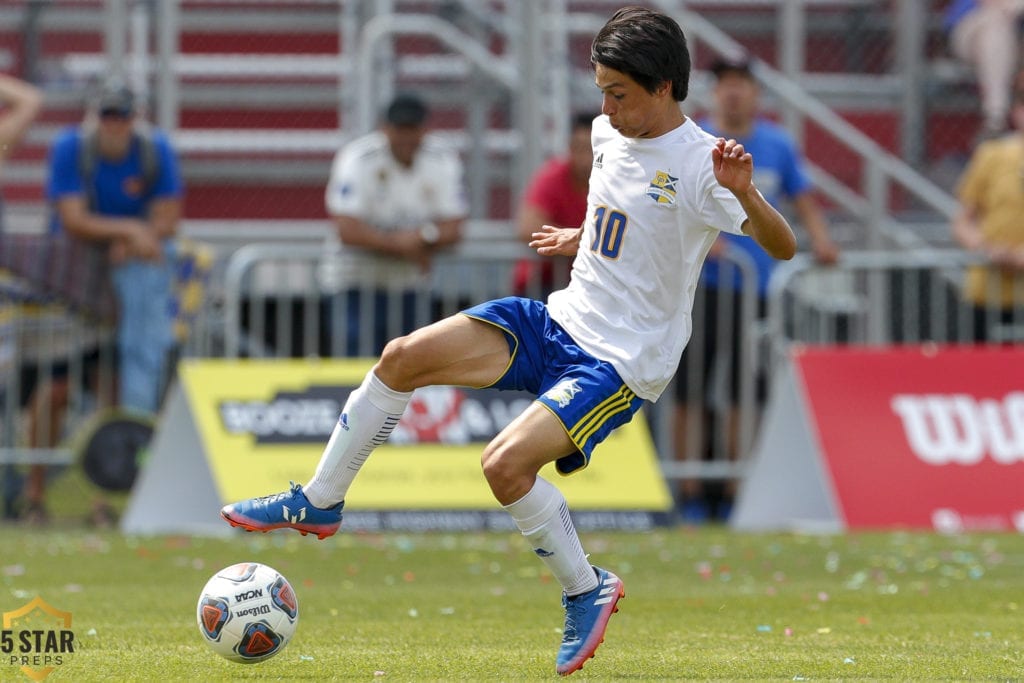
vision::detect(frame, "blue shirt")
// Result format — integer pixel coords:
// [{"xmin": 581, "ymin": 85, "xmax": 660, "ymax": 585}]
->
[
  {"xmin": 943, "ymin": 0, "xmax": 977, "ymax": 33},
  {"xmin": 46, "ymin": 126, "xmax": 183, "ymax": 233},
  {"xmin": 699, "ymin": 117, "xmax": 811, "ymax": 296}
]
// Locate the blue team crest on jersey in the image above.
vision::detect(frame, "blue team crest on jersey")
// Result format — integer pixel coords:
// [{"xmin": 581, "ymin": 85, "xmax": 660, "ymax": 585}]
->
[
  {"xmin": 544, "ymin": 379, "xmax": 582, "ymax": 408},
  {"xmin": 646, "ymin": 171, "xmax": 678, "ymax": 205}
]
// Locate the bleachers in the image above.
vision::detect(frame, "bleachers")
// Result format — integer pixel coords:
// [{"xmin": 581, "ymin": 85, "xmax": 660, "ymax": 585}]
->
[{"xmin": 0, "ymin": 1, "xmax": 978, "ymax": 241}]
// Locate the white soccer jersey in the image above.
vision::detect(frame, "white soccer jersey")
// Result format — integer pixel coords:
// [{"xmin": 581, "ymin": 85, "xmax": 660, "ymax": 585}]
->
[
  {"xmin": 325, "ymin": 131, "xmax": 468, "ymax": 288},
  {"xmin": 547, "ymin": 115, "xmax": 749, "ymax": 402}
]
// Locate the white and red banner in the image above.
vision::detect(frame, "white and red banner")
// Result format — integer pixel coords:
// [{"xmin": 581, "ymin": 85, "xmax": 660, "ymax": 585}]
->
[{"xmin": 733, "ymin": 346, "xmax": 1024, "ymax": 532}]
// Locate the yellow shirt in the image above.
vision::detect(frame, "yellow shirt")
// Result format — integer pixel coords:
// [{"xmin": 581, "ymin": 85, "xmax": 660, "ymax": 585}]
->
[{"xmin": 956, "ymin": 135, "xmax": 1024, "ymax": 307}]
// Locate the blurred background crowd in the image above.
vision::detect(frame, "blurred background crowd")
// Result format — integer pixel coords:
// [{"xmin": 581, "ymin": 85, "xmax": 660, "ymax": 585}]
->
[{"xmin": 0, "ymin": 0, "xmax": 1021, "ymax": 527}]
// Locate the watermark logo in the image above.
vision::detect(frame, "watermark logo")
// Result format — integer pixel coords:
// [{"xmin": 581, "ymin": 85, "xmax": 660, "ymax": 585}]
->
[{"xmin": 2, "ymin": 596, "xmax": 75, "ymax": 681}]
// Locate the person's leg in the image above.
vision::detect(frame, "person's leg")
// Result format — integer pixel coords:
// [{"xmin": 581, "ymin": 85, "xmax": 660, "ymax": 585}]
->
[
  {"xmin": 112, "ymin": 260, "xmax": 174, "ymax": 413},
  {"xmin": 23, "ymin": 376, "xmax": 69, "ymax": 524},
  {"xmin": 674, "ymin": 285, "xmax": 717, "ymax": 521},
  {"xmin": 221, "ymin": 312, "xmax": 513, "ymax": 537},
  {"xmin": 952, "ymin": 3, "xmax": 1021, "ymax": 133},
  {"xmin": 485, "ymin": 387, "xmax": 630, "ymax": 675}
]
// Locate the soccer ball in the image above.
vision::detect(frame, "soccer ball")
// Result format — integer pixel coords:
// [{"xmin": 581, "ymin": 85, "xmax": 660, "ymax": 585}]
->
[{"xmin": 196, "ymin": 562, "xmax": 299, "ymax": 663}]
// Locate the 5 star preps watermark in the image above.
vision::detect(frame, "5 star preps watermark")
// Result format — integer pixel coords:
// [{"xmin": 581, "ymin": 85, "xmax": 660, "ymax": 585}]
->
[{"xmin": 2, "ymin": 596, "xmax": 75, "ymax": 681}]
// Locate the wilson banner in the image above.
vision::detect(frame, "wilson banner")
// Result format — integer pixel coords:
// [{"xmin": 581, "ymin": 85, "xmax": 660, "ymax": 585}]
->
[{"xmin": 732, "ymin": 346, "xmax": 1024, "ymax": 532}]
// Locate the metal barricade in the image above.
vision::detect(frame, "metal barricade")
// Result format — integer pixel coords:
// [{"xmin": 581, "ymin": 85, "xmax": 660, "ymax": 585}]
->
[
  {"xmin": 0, "ymin": 270, "xmax": 118, "ymax": 519},
  {"xmin": 659, "ymin": 248, "xmax": 761, "ymax": 490},
  {"xmin": 765, "ymin": 249, "xmax": 1020, "ymax": 360},
  {"xmin": 219, "ymin": 240, "xmax": 762, "ymax": 488}
]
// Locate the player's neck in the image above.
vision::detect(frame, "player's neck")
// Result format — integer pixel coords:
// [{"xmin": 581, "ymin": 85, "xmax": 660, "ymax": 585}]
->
[{"xmin": 642, "ymin": 108, "xmax": 686, "ymax": 139}]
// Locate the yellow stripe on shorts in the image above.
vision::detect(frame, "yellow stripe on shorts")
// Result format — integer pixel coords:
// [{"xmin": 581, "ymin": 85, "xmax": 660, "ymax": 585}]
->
[{"xmin": 569, "ymin": 385, "xmax": 636, "ymax": 445}]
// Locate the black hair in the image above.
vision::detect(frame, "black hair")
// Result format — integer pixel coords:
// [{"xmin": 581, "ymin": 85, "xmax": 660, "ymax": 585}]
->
[{"xmin": 590, "ymin": 6, "xmax": 691, "ymax": 102}]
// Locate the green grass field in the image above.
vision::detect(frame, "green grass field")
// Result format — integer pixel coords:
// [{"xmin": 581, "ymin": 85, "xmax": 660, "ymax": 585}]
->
[{"xmin": 1, "ymin": 524, "xmax": 1023, "ymax": 682}]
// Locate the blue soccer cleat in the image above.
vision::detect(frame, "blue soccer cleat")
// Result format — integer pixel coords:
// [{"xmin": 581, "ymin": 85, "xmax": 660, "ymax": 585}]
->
[
  {"xmin": 556, "ymin": 566, "xmax": 625, "ymax": 676},
  {"xmin": 220, "ymin": 482, "xmax": 343, "ymax": 540}
]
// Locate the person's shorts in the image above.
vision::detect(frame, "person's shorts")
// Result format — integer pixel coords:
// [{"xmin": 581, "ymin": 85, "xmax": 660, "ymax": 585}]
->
[{"xmin": 461, "ymin": 296, "xmax": 644, "ymax": 475}]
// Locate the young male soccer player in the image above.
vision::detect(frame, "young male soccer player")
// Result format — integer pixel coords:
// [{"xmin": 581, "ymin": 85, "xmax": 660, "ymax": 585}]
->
[{"xmin": 222, "ymin": 6, "xmax": 796, "ymax": 675}]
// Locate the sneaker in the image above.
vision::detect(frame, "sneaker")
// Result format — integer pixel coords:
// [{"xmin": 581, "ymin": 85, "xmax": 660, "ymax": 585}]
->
[
  {"xmin": 555, "ymin": 566, "xmax": 625, "ymax": 676},
  {"xmin": 220, "ymin": 482, "xmax": 343, "ymax": 540}
]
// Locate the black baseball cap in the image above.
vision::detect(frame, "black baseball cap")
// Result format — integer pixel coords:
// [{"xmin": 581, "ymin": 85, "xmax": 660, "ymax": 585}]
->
[
  {"xmin": 95, "ymin": 83, "xmax": 136, "ymax": 116},
  {"xmin": 385, "ymin": 93, "xmax": 429, "ymax": 126},
  {"xmin": 709, "ymin": 56, "xmax": 755, "ymax": 80}
]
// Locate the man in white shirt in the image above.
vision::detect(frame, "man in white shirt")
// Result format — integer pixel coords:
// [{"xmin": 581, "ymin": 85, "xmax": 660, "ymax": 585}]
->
[
  {"xmin": 324, "ymin": 93, "xmax": 468, "ymax": 355},
  {"xmin": 225, "ymin": 7, "xmax": 796, "ymax": 676}
]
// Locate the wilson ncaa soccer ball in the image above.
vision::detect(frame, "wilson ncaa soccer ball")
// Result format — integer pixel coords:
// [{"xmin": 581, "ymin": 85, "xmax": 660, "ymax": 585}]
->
[{"xmin": 196, "ymin": 562, "xmax": 299, "ymax": 663}]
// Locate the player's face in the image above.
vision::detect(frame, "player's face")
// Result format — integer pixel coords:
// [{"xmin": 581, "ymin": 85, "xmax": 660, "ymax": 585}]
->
[
  {"xmin": 385, "ymin": 123, "xmax": 426, "ymax": 167},
  {"xmin": 595, "ymin": 64, "xmax": 672, "ymax": 139},
  {"xmin": 713, "ymin": 72, "xmax": 759, "ymax": 129}
]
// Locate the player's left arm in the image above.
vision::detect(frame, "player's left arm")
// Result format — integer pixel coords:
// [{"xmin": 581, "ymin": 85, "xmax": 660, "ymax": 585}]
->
[{"xmin": 712, "ymin": 137, "xmax": 796, "ymax": 260}]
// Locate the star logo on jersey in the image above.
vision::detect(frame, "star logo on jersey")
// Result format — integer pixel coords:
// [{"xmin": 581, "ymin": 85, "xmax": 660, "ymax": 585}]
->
[
  {"xmin": 646, "ymin": 170, "xmax": 678, "ymax": 205},
  {"xmin": 593, "ymin": 152, "xmax": 603, "ymax": 169},
  {"xmin": 544, "ymin": 379, "xmax": 582, "ymax": 408}
]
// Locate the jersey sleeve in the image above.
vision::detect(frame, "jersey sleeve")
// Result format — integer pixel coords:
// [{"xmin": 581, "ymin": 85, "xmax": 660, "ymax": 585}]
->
[
  {"xmin": 698, "ymin": 163, "xmax": 748, "ymax": 236},
  {"xmin": 152, "ymin": 133, "xmax": 184, "ymax": 199},
  {"xmin": 46, "ymin": 129, "xmax": 83, "ymax": 200},
  {"xmin": 324, "ymin": 146, "xmax": 366, "ymax": 218}
]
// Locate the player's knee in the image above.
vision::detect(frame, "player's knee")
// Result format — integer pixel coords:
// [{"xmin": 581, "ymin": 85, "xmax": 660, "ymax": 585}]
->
[
  {"xmin": 376, "ymin": 334, "xmax": 418, "ymax": 391},
  {"xmin": 480, "ymin": 443, "xmax": 515, "ymax": 491}
]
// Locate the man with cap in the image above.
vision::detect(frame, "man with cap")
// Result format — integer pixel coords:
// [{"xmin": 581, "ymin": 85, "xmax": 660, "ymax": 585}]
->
[
  {"xmin": 323, "ymin": 92, "xmax": 468, "ymax": 356},
  {"xmin": 46, "ymin": 80, "xmax": 184, "ymax": 414},
  {"xmin": 673, "ymin": 56, "xmax": 839, "ymax": 522}
]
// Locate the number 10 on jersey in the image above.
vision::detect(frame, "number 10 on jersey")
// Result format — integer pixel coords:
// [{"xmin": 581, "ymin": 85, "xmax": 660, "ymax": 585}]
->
[{"xmin": 590, "ymin": 206, "xmax": 628, "ymax": 259}]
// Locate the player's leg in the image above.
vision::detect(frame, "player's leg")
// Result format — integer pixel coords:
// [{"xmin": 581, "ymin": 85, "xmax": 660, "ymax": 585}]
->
[
  {"xmin": 220, "ymin": 313, "xmax": 510, "ymax": 538},
  {"xmin": 486, "ymin": 370, "xmax": 637, "ymax": 675}
]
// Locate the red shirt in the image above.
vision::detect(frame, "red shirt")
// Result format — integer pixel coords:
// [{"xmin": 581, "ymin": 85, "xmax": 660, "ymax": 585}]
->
[{"xmin": 513, "ymin": 157, "xmax": 589, "ymax": 296}]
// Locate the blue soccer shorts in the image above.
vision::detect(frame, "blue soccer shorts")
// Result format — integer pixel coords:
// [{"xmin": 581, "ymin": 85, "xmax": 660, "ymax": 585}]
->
[{"xmin": 461, "ymin": 296, "xmax": 644, "ymax": 475}]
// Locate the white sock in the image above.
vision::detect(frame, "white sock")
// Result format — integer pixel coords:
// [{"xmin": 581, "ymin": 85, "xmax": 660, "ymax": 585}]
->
[
  {"xmin": 302, "ymin": 372, "xmax": 412, "ymax": 508},
  {"xmin": 504, "ymin": 477, "xmax": 598, "ymax": 596}
]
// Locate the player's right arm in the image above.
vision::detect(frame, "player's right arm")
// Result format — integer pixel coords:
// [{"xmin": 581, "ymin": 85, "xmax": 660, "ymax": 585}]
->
[{"xmin": 529, "ymin": 224, "xmax": 583, "ymax": 257}]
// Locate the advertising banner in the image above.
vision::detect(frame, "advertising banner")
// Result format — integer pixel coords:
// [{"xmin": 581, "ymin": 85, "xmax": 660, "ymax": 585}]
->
[
  {"xmin": 732, "ymin": 346, "xmax": 1024, "ymax": 532},
  {"xmin": 123, "ymin": 359, "xmax": 673, "ymax": 534}
]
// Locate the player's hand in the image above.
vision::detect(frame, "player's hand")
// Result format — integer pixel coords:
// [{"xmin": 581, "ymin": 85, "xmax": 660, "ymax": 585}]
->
[
  {"xmin": 529, "ymin": 225, "xmax": 581, "ymax": 257},
  {"xmin": 711, "ymin": 138, "xmax": 754, "ymax": 194}
]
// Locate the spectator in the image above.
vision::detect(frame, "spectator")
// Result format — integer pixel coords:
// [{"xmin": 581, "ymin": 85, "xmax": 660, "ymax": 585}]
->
[
  {"xmin": 674, "ymin": 56, "xmax": 839, "ymax": 522},
  {"xmin": 951, "ymin": 68, "xmax": 1024, "ymax": 340},
  {"xmin": 0, "ymin": 74, "xmax": 43, "ymax": 522},
  {"xmin": 47, "ymin": 81, "xmax": 183, "ymax": 415},
  {"xmin": 511, "ymin": 112, "xmax": 594, "ymax": 299},
  {"xmin": 324, "ymin": 93, "xmax": 468, "ymax": 356},
  {"xmin": 29, "ymin": 81, "xmax": 182, "ymax": 526},
  {"xmin": 944, "ymin": 0, "xmax": 1024, "ymax": 138}
]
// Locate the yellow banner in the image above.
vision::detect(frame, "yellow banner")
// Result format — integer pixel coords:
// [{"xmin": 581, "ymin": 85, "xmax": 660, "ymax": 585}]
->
[{"xmin": 180, "ymin": 359, "xmax": 673, "ymax": 512}]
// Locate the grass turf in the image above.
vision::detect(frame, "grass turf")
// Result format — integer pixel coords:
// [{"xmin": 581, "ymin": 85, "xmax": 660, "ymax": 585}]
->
[{"xmin": 0, "ymin": 525, "xmax": 1022, "ymax": 681}]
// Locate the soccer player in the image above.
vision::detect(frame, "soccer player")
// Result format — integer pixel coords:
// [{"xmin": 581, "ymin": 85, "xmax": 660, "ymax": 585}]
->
[{"xmin": 221, "ymin": 6, "xmax": 796, "ymax": 676}]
